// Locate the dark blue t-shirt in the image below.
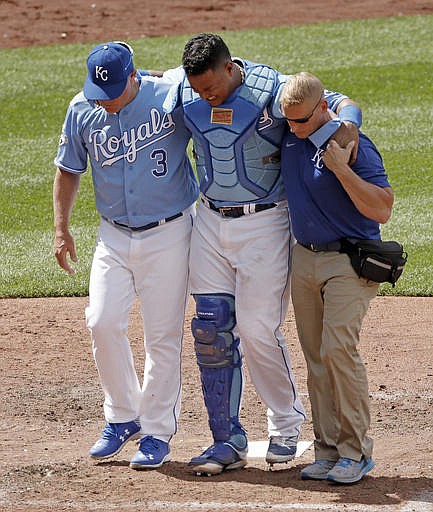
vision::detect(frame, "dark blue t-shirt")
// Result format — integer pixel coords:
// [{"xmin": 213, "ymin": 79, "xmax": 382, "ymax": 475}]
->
[{"xmin": 281, "ymin": 131, "xmax": 390, "ymax": 245}]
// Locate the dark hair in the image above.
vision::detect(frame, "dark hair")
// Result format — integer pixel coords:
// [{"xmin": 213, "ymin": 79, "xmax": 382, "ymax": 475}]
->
[{"xmin": 182, "ymin": 33, "xmax": 231, "ymax": 75}]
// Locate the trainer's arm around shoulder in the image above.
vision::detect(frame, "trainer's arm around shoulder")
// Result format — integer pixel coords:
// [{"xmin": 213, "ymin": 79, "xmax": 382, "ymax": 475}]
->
[
  {"xmin": 323, "ymin": 140, "xmax": 394, "ymax": 224},
  {"xmin": 53, "ymin": 168, "xmax": 81, "ymax": 274}
]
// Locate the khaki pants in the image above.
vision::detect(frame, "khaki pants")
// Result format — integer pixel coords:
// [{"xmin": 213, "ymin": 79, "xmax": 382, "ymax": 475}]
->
[{"xmin": 291, "ymin": 243, "xmax": 378, "ymax": 462}]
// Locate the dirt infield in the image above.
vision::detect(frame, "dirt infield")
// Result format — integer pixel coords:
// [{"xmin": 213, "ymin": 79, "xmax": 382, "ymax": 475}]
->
[
  {"xmin": 1, "ymin": 0, "xmax": 433, "ymax": 48},
  {"xmin": 1, "ymin": 1, "xmax": 433, "ymax": 511},
  {"xmin": 1, "ymin": 296, "xmax": 432, "ymax": 511}
]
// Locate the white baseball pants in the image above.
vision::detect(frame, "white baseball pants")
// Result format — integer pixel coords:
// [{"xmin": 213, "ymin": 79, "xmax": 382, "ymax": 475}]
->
[
  {"xmin": 190, "ymin": 201, "xmax": 306, "ymax": 438},
  {"xmin": 85, "ymin": 209, "xmax": 193, "ymax": 442}
]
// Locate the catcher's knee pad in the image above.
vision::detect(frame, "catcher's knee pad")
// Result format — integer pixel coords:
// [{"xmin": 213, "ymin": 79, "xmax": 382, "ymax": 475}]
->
[
  {"xmin": 191, "ymin": 294, "xmax": 246, "ymax": 445},
  {"xmin": 192, "ymin": 293, "xmax": 237, "ymax": 368}
]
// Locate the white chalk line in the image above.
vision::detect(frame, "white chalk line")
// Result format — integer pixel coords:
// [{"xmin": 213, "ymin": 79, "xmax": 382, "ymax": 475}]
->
[
  {"xmin": 369, "ymin": 391, "xmax": 433, "ymax": 401},
  {"xmin": 2, "ymin": 497, "xmax": 432, "ymax": 511},
  {"xmin": 298, "ymin": 391, "xmax": 433, "ymax": 401}
]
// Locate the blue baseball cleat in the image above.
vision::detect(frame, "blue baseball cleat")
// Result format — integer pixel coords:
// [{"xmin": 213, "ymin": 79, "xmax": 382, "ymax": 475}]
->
[
  {"xmin": 189, "ymin": 441, "xmax": 248, "ymax": 476},
  {"xmin": 89, "ymin": 420, "xmax": 141, "ymax": 459},
  {"xmin": 129, "ymin": 435, "xmax": 171, "ymax": 469},
  {"xmin": 266, "ymin": 435, "xmax": 298, "ymax": 466}
]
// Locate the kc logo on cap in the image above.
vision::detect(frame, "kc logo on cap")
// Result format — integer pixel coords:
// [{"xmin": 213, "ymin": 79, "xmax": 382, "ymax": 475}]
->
[
  {"xmin": 83, "ymin": 41, "xmax": 134, "ymax": 101},
  {"xmin": 95, "ymin": 65, "xmax": 109, "ymax": 82}
]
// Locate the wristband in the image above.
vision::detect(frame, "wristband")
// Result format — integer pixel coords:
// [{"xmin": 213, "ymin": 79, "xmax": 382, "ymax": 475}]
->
[{"xmin": 338, "ymin": 104, "xmax": 362, "ymax": 128}]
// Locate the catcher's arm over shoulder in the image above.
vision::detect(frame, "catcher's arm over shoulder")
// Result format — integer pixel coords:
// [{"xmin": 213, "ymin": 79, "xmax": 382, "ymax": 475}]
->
[
  {"xmin": 333, "ymin": 99, "xmax": 362, "ymax": 165},
  {"xmin": 53, "ymin": 168, "xmax": 80, "ymax": 275}
]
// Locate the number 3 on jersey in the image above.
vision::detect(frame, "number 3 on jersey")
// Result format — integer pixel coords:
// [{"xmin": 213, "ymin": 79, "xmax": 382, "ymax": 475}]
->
[{"xmin": 150, "ymin": 148, "xmax": 168, "ymax": 178}]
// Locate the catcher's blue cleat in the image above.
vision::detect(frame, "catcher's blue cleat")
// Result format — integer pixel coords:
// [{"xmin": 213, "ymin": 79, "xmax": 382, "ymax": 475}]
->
[
  {"xmin": 189, "ymin": 441, "xmax": 248, "ymax": 475},
  {"xmin": 89, "ymin": 419, "xmax": 141, "ymax": 459},
  {"xmin": 266, "ymin": 435, "xmax": 298, "ymax": 466}
]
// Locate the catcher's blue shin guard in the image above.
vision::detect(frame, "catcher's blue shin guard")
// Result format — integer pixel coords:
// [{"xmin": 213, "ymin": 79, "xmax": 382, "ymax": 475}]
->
[{"xmin": 191, "ymin": 293, "xmax": 247, "ymax": 473}]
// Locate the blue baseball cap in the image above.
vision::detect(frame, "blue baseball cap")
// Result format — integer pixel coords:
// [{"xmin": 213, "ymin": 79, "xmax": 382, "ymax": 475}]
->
[{"xmin": 83, "ymin": 41, "xmax": 134, "ymax": 100}]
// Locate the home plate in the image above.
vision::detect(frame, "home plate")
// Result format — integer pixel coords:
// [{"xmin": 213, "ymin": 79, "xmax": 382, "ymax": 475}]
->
[{"xmin": 247, "ymin": 440, "xmax": 313, "ymax": 459}]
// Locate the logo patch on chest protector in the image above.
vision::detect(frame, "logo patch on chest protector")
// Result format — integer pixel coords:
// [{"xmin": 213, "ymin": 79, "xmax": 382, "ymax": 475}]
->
[{"xmin": 210, "ymin": 108, "xmax": 233, "ymax": 125}]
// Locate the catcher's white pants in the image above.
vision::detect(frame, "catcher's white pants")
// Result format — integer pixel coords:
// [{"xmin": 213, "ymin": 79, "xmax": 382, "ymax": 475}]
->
[
  {"xmin": 190, "ymin": 201, "xmax": 306, "ymax": 438},
  {"xmin": 86, "ymin": 210, "xmax": 193, "ymax": 442}
]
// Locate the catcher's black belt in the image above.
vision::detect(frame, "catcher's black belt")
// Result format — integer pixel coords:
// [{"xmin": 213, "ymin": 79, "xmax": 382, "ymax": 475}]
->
[
  {"xmin": 203, "ymin": 197, "xmax": 277, "ymax": 218},
  {"xmin": 299, "ymin": 241, "xmax": 342, "ymax": 252},
  {"xmin": 106, "ymin": 212, "xmax": 183, "ymax": 232}
]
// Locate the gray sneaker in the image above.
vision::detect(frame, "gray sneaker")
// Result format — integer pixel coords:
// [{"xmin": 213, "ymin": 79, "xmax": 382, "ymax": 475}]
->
[
  {"xmin": 300, "ymin": 459, "xmax": 336, "ymax": 480},
  {"xmin": 265, "ymin": 436, "xmax": 297, "ymax": 465},
  {"xmin": 327, "ymin": 456, "xmax": 375, "ymax": 484}
]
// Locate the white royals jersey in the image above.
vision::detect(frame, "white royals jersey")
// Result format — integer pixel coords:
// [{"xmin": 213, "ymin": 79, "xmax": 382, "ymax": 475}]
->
[{"xmin": 55, "ymin": 74, "xmax": 198, "ymax": 228}]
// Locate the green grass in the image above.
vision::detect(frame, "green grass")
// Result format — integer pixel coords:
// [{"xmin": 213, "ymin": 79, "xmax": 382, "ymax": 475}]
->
[{"xmin": 0, "ymin": 14, "xmax": 432, "ymax": 297}]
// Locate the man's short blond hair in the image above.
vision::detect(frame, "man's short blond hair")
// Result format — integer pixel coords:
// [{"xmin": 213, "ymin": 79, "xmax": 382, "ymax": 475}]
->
[{"xmin": 281, "ymin": 72, "xmax": 324, "ymax": 110}]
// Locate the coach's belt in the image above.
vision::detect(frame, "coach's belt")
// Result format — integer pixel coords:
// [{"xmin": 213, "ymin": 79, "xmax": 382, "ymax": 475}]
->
[
  {"xmin": 299, "ymin": 241, "xmax": 342, "ymax": 252},
  {"xmin": 108, "ymin": 212, "xmax": 183, "ymax": 232},
  {"xmin": 202, "ymin": 197, "xmax": 277, "ymax": 218}
]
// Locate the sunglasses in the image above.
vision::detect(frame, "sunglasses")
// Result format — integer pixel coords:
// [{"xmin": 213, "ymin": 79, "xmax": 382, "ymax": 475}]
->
[{"xmin": 285, "ymin": 96, "xmax": 323, "ymax": 124}]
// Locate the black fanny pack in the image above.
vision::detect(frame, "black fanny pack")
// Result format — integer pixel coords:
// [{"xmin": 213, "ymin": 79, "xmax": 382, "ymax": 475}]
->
[{"xmin": 340, "ymin": 238, "xmax": 408, "ymax": 287}]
